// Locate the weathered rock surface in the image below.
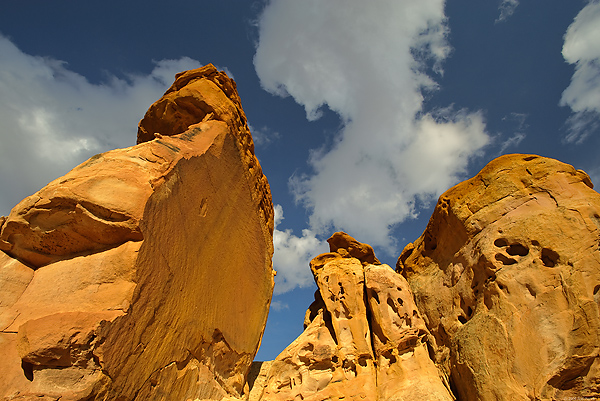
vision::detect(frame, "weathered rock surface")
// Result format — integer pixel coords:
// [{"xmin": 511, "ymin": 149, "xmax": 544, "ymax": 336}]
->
[
  {"xmin": 254, "ymin": 232, "xmax": 453, "ymax": 401},
  {"xmin": 0, "ymin": 64, "xmax": 274, "ymax": 400},
  {"xmin": 397, "ymin": 154, "xmax": 600, "ymax": 400}
]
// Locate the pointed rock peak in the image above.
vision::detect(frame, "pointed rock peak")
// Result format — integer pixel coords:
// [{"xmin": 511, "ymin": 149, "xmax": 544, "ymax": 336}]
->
[
  {"xmin": 137, "ymin": 63, "xmax": 247, "ymax": 145},
  {"xmin": 168, "ymin": 64, "xmax": 236, "ymax": 98},
  {"xmin": 137, "ymin": 63, "xmax": 274, "ymax": 240},
  {"xmin": 326, "ymin": 231, "xmax": 381, "ymax": 266}
]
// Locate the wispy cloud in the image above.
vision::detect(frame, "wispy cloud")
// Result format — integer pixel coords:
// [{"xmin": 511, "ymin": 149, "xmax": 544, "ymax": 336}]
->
[
  {"xmin": 249, "ymin": 124, "xmax": 281, "ymax": 147},
  {"xmin": 254, "ymin": 0, "xmax": 489, "ymax": 270},
  {"xmin": 498, "ymin": 112, "xmax": 527, "ymax": 154},
  {"xmin": 270, "ymin": 300, "xmax": 290, "ymax": 311},
  {"xmin": 0, "ymin": 34, "xmax": 203, "ymax": 215},
  {"xmin": 496, "ymin": 0, "xmax": 519, "ymax": 23},
  {"xmin": 560, "ymin": 1, "xmax": 600, "ymax": 143}
]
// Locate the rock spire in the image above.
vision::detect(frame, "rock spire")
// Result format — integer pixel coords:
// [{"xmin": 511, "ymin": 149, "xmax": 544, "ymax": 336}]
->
[
  {"xmin": 0, "ymin": 64, "xmax": 274, "ymax": 400},
  {"xmin": 250, "ymin": 232, "xmax": 453, "ymax": 401}
]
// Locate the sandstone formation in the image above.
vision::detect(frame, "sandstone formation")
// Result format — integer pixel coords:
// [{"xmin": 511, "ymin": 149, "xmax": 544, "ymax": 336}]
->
[
  {"xmin": 252, "ymin": 232, "xmax": 454, "ymax": 401},
  {"xmin": 0, "ymin": 64, "xmax": 274, "ymax": 400},
  {"xmin": 397, "ymin": 154, "xmax": 600, "ymax": 400},
  {"xmin": 3, "ymin": 62, "xmax": 599, "ymax": 401}
]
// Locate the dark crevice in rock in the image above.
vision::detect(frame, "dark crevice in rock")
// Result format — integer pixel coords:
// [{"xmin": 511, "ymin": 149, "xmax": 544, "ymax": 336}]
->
[
  {"xmin": 506, "ymin": 243, "xmax": 528, "ymax": 256},
  {"xmin": 541, "ymin": 247, "xmax": 559, "ymax": 267},
  {"xmin": 21, "ymin": 361, "xmax": 34, "ymax": 381}
]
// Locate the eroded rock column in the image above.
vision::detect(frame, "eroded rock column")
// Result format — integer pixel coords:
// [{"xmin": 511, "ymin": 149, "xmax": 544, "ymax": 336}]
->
[{"xmin": 257, "ymin": 232, "xmax": 453, "ymax": 401}]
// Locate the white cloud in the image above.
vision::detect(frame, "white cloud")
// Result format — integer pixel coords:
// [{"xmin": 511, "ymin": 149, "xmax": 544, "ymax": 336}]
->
[
  {"xmin": 272, "ymin": 205, "xmax": 328, "ymax": 294},
  {"xmin": 254, "ymin": 0, "xmax": 449, "ymax": 122},
  {"xmin": 0, "ymin": 34, "xmax": 202, "ymax": 215},
  {"xmin": 496, "ymin": 0, "xmax": 519, "ymax": 23},
  {"xmin": 560, "ymin": 1, "xmax": 600, "ymax": 143},
  {"xmin": 255, "ymin": 0, "xmax": 489, "ymax": 255}
]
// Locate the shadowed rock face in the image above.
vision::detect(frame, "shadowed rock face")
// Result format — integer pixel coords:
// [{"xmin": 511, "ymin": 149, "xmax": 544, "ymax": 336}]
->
[
  {"xmin": 251, "ymin": 232, "xmax": 454, "ymax": 401},
  {"xmin": 397, "ymin": 154, "xmax": 600, "ymax": 400},
  {"xmin": 0, "ymin": 64, "xmax": 274, "ymax": 401}
]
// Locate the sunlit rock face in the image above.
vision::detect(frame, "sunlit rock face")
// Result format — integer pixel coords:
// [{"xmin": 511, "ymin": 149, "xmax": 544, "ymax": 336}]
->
[
  {"xmin": 249, "ymin": 154, "xmax": 600, "ymax": 401},
  {"xmin": 253, "ymin": 232, "xmax": 454, "ymax": 401},
  {"xmin": 0, "ymin": 64, "xmax": 274, "ymax": 401},
  {"xmin": 397, "ymin": 154, "xmax": 600, "ymax": 400}
]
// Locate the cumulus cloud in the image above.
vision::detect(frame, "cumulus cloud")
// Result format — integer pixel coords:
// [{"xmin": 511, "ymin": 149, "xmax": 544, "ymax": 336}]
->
[
  {"xmin": 560, "ymin": 1, "xmax": 600, "ymax": 143},
  {"xmin": 255, "ymin": 0, "xmax": 489, "ymax": 259},
  {"xmin": 272, "ymin": 205, "xmax": 328, "ymax": 294},
  {"xmin": 496, "ymin": 0, "xmax": 519, "ymax": 23},
  {"xmin": 0, "ymin": 34, "xmax": 202, "ymax": 215}
]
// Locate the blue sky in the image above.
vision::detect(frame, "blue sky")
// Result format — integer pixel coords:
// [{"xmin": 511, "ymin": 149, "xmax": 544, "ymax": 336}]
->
[{"xmin": 1, "ymin": 0, "xmax": 599, "ymax": 360}]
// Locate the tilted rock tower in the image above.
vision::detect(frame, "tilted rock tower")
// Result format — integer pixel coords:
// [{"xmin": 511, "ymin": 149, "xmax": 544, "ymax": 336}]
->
[{"xmin": 0, "ymin": 64, "xmax": 274, "ymax": 400}]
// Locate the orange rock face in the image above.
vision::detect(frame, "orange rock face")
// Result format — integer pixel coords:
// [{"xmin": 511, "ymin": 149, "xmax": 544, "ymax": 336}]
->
[
  {"xmin": 254, "ymin": 233, "xmax": 453, "ymax": 401},
  {"xmin": 397, "ymin": 154, "xmax": 600, "ymax": 400},
  {"xmin": 0, "ymin": 64, "xmax": 274, "ymax": 400}
]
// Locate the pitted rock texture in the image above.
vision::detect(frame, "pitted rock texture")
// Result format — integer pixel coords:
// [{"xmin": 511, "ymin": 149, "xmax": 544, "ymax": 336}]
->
[
  {"xmin": 0, "ymin": 64, "xmax": 274, "ymax": 400},
  {"xmin": 397, "ymin": 154, "xmax": 600, "ymax": 400},
  {"xmin": 254, "ymin": 233, "xmax": 453, "ymax": 401}
]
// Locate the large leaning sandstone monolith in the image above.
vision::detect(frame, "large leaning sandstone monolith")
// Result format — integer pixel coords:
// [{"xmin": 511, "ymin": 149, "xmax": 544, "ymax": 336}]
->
[
  {"xmin": 397, "ymin": 154, "xmax": 600, "ymax": 400},
  {"xmin": 251, "ymin": 232, "xmax": 454, "ymax": 401},
  {"xmin": 0, "ymin": 64, "xmax": 274, "ymax": 400}
]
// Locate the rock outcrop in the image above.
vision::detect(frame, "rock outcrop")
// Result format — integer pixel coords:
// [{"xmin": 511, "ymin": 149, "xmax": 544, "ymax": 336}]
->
[
  {"xmin": 249, "ymin": 154, "xmax": 600, "ymax": 401},
  {"xmin": 3, "ymin": 62, "xmax": 599, "ymax": 401},
  {"xmin": 253, "ymin": 232, "xmax": 454, "ymax": 401},
  {"xmin": 397, "ymin": 154, "xmax": 600, "ymax": 400},
  {"xmin": 0, "ymin": 64, "xmax": 274, "ymax": 400}
]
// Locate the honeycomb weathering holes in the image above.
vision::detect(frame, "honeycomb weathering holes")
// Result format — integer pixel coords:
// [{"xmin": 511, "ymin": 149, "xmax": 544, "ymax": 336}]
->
[
  {"xmin": 506, "ymin": 244, "xmax": 529, "ymax": 256},
  {"xmin": 494, "ymin": 238, "xmax": 508, "ymax": 247},
  {"xmin": 494, "ymin": 238, "xmax": 561, "ymax": 267},
  {"xmin": 495, "ymin": 253, "xmax": 517, "ymax": 265},
  {"xmin": 494, "ymin": 238, "xmax": 529, "ymax": 255},
  {"xmin": 541, "ymin": 248, "xmax": 559, "ymax": 267},
  {"xmin": 493, "ymin": 238, "xmax": 529, "ymax": 266}
]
